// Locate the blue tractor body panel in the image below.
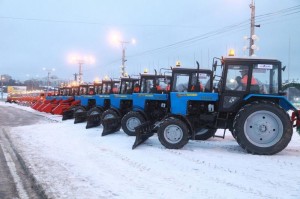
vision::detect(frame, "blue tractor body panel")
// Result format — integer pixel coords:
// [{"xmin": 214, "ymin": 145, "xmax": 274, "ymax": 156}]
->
[
  {"xmin": 110, "ymin": 94, "xmax": 132, "ymax": 109},
  {"xmin": 78, "ymin": 95, "xmax": 95, "ymax": 106},
  {"xmin": 244, "ymin": 94, "xmax": 297, "ymax": 111},
  {"xmin": 94, "ymin": 94, "xmax": 110, "ymax": 107},
  {"xmin": 170, "ymin": 92, "xmax": 219, "ymax": 115},
  {"xmin": 132, "ymin": 93, "xmax": 168, "ymax": 110},
  {"xmin": 73, "ymin": 96, "xmax": 80, "ymax": 101}
]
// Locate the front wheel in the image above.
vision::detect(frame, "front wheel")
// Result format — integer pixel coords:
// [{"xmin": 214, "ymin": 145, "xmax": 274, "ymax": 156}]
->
[
  {"xmin": 233, "ymin": 101, "xmax": 292, "ymax": 155},
  {"xmin": 121, "ymin": 111, "xmax": 145, "ymax": 136},
  {"xmin": 157, "ymin": 118, "xmax": 189, "ymax": 149}
]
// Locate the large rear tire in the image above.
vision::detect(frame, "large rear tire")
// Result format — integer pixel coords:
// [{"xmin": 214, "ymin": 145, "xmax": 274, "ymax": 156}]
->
[
  {"xmin": 121, "ymin": 111, "xmax": 145, "ymax": 136},
  {"xmin": 158, "ymin": 118, "xmax": 189, "ymax": 149},
  {"xmin": 233, "ymin": 101, "xmax": 292, "ymax": 155}
]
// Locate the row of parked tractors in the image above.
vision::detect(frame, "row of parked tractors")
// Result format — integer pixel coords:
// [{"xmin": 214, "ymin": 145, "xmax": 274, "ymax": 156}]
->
[{"xmin": 11, "ymin": 56, "xmax": 300, "ymax": 155}]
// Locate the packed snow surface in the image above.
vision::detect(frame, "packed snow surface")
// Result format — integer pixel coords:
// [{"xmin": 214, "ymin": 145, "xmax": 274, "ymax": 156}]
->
[{"xmin": 1, "ymin": 102, "xmax": 300, "ymax": 199}]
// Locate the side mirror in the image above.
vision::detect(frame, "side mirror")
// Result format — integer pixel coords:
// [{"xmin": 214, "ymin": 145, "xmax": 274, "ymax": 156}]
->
[{"xmin": 282, "ymin": 66, "xmax": 286, "ymax": 71}]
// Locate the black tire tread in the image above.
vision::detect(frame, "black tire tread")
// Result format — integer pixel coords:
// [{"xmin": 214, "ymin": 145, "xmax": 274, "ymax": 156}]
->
[
  {"xmin": 157, "ymin": 118, "xmax": 189, "ymax": 149},
  {"xmin": 233, "ymin": 100, "xmax": 292, "ymax": 155}
]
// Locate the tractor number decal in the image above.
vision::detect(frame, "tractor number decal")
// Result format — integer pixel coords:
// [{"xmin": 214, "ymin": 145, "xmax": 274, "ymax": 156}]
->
[
  {"xmin": 138, "ymin": 94, "xmax": 154, "ymax": 97},
  {"xmin": 176, "ymin": 93, "xmax": 197, "ymax": 97},
  {"xmin": 98, "ymin": 95, "xmax": 110, "ymax": 98},
  {"xmin": 200, "ymin": 96, "xmax": 214, "ymax": 101},
  {"xmin": 114, "ymin": 94, "xmax": 129, "ymax": 98}
]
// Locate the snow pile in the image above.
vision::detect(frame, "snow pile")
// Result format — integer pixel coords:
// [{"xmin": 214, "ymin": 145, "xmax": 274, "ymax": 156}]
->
[{"xmin": 2, "ymin": 102, "xmax": 300, "ymax": 198}]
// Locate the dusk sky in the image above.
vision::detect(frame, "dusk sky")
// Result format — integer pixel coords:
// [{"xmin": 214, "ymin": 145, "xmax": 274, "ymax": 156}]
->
[{"xmin": 0, "ymin": 0, "xmax": 299, "ymax": 82}]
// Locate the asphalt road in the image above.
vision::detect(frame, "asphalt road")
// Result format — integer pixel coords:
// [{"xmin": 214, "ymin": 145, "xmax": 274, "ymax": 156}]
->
[{"xmin": 0, "ymin": 105, "xmax": 45, "ymax": 199}]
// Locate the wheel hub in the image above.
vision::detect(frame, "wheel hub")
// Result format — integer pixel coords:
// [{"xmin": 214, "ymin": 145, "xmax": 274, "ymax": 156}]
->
[
  {"xmin": 244, "ymin": 110, "xmax": 283, "ymax": 147},
  {"xmin": 126, "ymin": 117, "xmax": 141, "ymax": 132},
  {"xmin": 258, "ymin": 124, "xmax": 267, "ymax": 133},
  {"xmin": 164, "ymin": 125, "xmax": 183, "ymax": 144}
]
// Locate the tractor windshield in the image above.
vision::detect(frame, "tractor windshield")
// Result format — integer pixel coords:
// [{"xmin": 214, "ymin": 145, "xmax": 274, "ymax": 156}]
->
[
  {"xmin": 120, "ymin": 81, "xmax": 134, "ymax": 94},
  {"xmin": 172, "ymin": 72, "xmax": 211, "ymax": 92},
  {"xmin": 102, "ymin": 83, "xmax": 111, "ymax": 94},
  {"xmin": 252, "ymin": 64, "xmax": 279, "ymax": 94},
  {"xmin": 94, "ymin": 85, "xmax": 102, "ymax": 94},
  {"xmin": 225, "ymin": 64, "xmax": 279, "ymax": 94}
]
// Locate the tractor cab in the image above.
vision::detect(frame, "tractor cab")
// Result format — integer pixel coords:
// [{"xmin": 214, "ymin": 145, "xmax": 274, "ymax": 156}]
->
[
  {"xmin": 170, "ymin": 67, "xmax": 213, "ymax": 93},
  {"xmin": 101, "ymin": 80, "xmax": 120, "ymax": 94},
  {"xmin": 119, "ymin": 77, "xmax": 140, "ymax": 94},
  {"xmin": 140, "ymin": 73, "xmax": 171, "ymax": 94},
  {"xmin": 214, "ymin": 57, "xmax": 284, "ymax": 112},
  {"xmin": 93, "ymin": 82, "xmax": 102, "ymax": 94}
]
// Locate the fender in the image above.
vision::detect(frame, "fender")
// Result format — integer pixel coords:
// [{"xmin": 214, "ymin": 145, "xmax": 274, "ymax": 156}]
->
[
  {"xmin": 164, "ymin": 114, "xmax": 195, "ymax": 138},
  {"xmin": 133, "ymin": 108, "xmax": 149, "ymax": 121},
  {"xmin": 244, "ymin": 94, "xmax": 298, "ymax": 112},
  {"xmin": 95, "ymin": 106, "xmax": 105, "ymax": 112},
  {"xmin": 109, "ymin": 107, "xmax": 122, "ymax": 117}
]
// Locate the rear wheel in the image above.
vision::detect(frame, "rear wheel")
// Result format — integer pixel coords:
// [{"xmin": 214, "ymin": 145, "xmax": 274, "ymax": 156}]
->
[
  {"xmin": 121, "ymin": 111, "xmax": 145, "ymax": 136},
  {"xmin": 194, "ymin": 128, "xmax": 216, "ymax": 140},
  {"xmin": 233, "ymin": 101, "xmax": 292, "ymax": 155},
  {"xmin": 158, "ymin": 118, "xmax": 189, "ymax": 149}
]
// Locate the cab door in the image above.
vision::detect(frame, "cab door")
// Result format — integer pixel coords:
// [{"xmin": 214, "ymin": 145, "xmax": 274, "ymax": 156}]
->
[{"xmin": 218, "ymin": 63, "xmax": 252, "ymax": 112}]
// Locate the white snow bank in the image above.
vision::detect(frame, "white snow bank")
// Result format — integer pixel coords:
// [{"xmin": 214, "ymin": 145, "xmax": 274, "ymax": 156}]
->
[{"xmin": 2, "ymin": 102, "xmax": 300, "ymax": 199}]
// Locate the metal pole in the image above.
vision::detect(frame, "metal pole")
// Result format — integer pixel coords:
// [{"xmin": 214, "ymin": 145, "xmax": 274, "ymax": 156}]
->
[
  {"xmin": 121, "ymin": 43, "xmax": 126, "ymax": 77},
  {"xmin": 249, "ymin": 0, "xmax": 255, "ymax": 56},
  {"xmin": 78, "ymin": 62, "xmax": 82, "ymax": 84}
]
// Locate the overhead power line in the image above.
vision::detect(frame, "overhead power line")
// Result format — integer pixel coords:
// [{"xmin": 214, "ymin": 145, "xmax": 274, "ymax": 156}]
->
[{"xmin": 126, "ymin": 4, "xmax": 300, "ymax": 59}]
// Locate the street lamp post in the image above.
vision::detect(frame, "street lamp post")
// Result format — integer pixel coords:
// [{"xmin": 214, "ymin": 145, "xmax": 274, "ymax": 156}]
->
[
  {"xmin": 43, "ymin": 68, "xmax": 55, "ymax": 97},
  {"xmin": 77, "ymin": 59, "xmax": 84, "ymax": 84},
  {"xmin": 120, "ymin": 39, "xmax": 136, "ymax": 77},
  {"xmin": 69, "ymin": 55, "xmax": 95, "ymax": 84}
]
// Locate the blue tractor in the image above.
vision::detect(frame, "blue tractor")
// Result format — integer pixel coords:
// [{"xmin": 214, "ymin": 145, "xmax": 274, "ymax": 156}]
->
[
  {"xmin": 74, "ymin": 80, "xmax": 120, "ymax": 127},
  {"xmin": 120, "ymin": 72, "xmax": 172, "ymax": 141},
  {"xmin": 134, "ymin": 57, "xmax": 300, "ymax": 155},
  {"xmin": 101, "ymin": 77, "xmax": 140, "ymax": 135}
]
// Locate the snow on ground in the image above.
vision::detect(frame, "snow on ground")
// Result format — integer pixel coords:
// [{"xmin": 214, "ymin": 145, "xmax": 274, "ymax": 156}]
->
[{"xmin": 1, "ymin": 102, "xmax": 300, "ymax": 199}]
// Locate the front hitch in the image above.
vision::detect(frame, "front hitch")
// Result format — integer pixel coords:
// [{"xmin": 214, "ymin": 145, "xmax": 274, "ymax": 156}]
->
[{"xmin": 291, "ymin": 110, "xmax": 300, "ymax": 135}]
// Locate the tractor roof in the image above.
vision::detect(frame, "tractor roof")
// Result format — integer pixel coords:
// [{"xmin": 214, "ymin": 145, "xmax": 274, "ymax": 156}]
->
[
  {"xmin": 172, "ymin": 67, "xmax": 213, "ymax": 74},
  {"xmin": 140, "ymin": 73, "xmax": 171, "ymax": 78},
  {"xmin": 120, "ymin": 77, "xmax": 139, "ymax": 82},
  {"xmin": 222, "ymin": 56, "xmax": 281, "ymax": 63}
]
